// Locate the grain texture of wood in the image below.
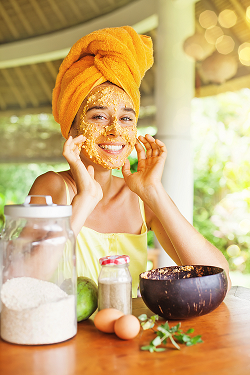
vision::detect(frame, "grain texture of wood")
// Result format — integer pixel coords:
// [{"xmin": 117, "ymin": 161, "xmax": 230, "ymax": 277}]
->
[{"xmin": 0, "ymin": 286, "xmax": 250, "ymax": 375}]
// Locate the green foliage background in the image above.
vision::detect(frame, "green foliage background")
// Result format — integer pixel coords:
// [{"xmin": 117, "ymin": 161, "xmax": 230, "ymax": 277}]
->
[{"xmin": 192, "ymin": 88, "xmax": 250, "ymax": 274}]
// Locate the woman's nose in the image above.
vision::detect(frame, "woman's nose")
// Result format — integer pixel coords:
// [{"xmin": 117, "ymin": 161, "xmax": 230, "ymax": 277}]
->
[{"xmin": 104, "ymin": 120, "xmax": 122, "ymax": 136}]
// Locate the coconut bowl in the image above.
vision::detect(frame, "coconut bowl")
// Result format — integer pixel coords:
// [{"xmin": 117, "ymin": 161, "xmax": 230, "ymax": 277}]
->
[{"xmin": 139, "ymin": 265, "xmax": 228, "ymax": 320}]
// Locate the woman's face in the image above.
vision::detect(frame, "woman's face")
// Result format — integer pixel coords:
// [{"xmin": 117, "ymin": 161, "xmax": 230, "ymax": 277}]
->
[{"xmin": 72, "ymin": 83, "xmax": 137, "ymax": 169}]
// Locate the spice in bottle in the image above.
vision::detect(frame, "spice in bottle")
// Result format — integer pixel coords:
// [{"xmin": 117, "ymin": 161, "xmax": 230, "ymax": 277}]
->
[{"xmin": 98, "ymin": 255, "xmax": 132, "ymax": 315}]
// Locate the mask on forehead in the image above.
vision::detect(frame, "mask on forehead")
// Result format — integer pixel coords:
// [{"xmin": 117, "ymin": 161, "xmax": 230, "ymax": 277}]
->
[{"xmin": 76, "ymin": 85, "xmax": 137, "ymax": 169}]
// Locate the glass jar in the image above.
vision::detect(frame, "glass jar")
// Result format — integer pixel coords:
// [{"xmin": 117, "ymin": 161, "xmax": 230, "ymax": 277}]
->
[
  {"xmin": 98, "ymin": 255, "xmax": 132, "ymax": 314},
  {"xmin": 0, "ymin": 195, "xmax": 77, "ymax": 345}
]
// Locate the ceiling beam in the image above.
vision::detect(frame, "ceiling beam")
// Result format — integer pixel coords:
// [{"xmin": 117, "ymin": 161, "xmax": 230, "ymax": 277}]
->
[
  {"xmin": 29, "ymin": 0, "xmax": 51, "ymax": 32},
  {"xmin": 0, "ymin": 2, "xmax": 20, "ymax": 39},
  {"xmin": 0, "ymin": 92, "xmax": 7, "ymax": 111},
  {"xmin": 196, "ymin": 73, "xmax": 250, "ymax": 97},
  {"xmin": 0, "ymin": 0, "xmax": 157, "ymax": 69},
  {"xmin": 47, "ymin": 0, "xmax": 69, "ymax": 28},
  {"xmin": 14, "ymin": 67, "xmax": 39, "ymax": 107},
  {"xmin": 228, "ymin": 0, "xmax": 250, "ymax": 31},
  {"xmin": 64, "ymin": 0, "xmax": 83, "ymax": 23},
  {"xmin": 45, "ymin": 61, "xmax": 59, "ymax": 80},
  {"xmin": 9, "ymin": 0, "xmax": 34, "ymax": 36},
  {"xmin": 1, "ymin": 69, "xmax": 27, "ymax": 108},
  {"xmin": 0, "ymin": 105, "xmax": 52, "ymax": 117},
  {"xmin": 31, "ymin": 65, "xmax": 52, "ymax": 101},
  {"xmin": 86, "ymin": 0, "xmax": 101, "ymax": 15},
  {"xmin": 202, "ymin": 0, "xmax": 242, "ymax": 47}
]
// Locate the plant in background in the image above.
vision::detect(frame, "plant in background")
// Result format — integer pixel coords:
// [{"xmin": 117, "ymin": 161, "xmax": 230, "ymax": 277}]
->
[{"xmin": 192, "ymin": 88, "xmax": 250, "ymax": 275}]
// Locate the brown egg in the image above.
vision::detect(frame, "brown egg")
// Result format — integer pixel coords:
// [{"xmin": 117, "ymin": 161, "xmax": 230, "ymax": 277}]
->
[
  {"xmin": 94, "ymin": 308, "xmax": 124, "ymax": 333},
  {"xmin": 114, "ymin": 314, "xmax": 141, "ymax": 340}
]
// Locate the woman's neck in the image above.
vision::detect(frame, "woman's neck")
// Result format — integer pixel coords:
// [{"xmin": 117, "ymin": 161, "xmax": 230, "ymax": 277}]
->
[{"xmin": 71, "ymin": 160, "xmax": 121, "ymax": 202}]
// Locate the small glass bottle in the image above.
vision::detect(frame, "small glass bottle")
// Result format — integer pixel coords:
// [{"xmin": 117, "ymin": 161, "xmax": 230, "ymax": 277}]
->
[{"xmin": 98, "ymin": 255, "xmax": 132, "ymax": 315}]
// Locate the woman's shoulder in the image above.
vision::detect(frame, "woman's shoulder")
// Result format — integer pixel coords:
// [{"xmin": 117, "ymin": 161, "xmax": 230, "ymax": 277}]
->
[{"xmin": 29, "ymin": 170, "xmax": 70, "ymax": 205}]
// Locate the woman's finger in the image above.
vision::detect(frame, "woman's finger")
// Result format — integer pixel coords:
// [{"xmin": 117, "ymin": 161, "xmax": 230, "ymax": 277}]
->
[
  {"xmin": 64, "ymin": 135, "xmax": 86, "ymax": 154},
  {"xmin": 138, "ymin": 136, "xmax": 153, "ymax": 158},
  {"xmin": 122, "ymin": 159, "xmax": 132, "ymax": 180},
  {"xmin": 139, "ymin": 134, "xmax": 160, "ymax": 157},
  {"xmin": 135, "ymin": 139, "xmax": 147, "ymax": 160},
  {"xmin": 155, "ymin": 139, "xmax": 167, "ymax": 156}
]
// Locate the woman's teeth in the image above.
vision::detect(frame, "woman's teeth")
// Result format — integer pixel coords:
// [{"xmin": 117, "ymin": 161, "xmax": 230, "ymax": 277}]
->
[{"xmin": 99, "ymin": 144, "xmax": 124, "ymax": 151}]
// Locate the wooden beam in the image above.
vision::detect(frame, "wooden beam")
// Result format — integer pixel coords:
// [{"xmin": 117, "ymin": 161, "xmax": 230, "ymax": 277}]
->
[
  {"xmin": 202, "ymin": 0, "xmax": 242, "ymax": 47},
  {"xmin": 140, "ymin": 79, "xmax": 151, "ymax": 95},
  {"xmin": 0, "ymin": 105, "xmax": 52, "ymax": 117},
  {"xmin": 47, "ymin": 0, "xmax": 68, "ymax": 27},
  {"xmin": 228, "ymin": 0, "xmax": 250, "ymax": 31},
  {"xmin": 0, "ymin": 92, "xmax": 7, "ymax": 110},
  {"xmin": 195, "ymin": 73, "xmax": 250, "ymax": 97},
  {"xmin": 31, "ymin": 64, "xmax": 52, "ymax": 101},
  {"xmin": 0, "ymin": 2, "xmax": 20, "ymax": 39},
  {"xmin": 29, "ymin": 0, "xmax": 51, "ymax": 31},
  {"xmin": 45, "ymin": 61, "xmax": 59, "ymax": 80},
  {"xmin": 0, "ymin": 0, "xmax": 156, "ymax": 68},
  {"xmin": 86, "ymin": 0, "xmax": 101, "ymax": 15},
  {"xmin": 14, "ymin": 67, "xmax": 39, "ymax": 107},
  {"xmin": 9, "ymin": 0, "xmax": 34, "ymax": 35},
  {"xmin": 64, "ymin": 0, "xmax": 83, "ymax": 22},
  {"xmin": 195, "ymin": 19, "xmax": 204, "ymax": 33},
  {"xmin": 1, "ymin": 69, "xmax": 27, "ymax": 108}
]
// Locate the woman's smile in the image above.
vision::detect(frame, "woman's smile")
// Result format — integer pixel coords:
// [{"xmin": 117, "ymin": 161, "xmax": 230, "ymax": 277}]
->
[{"xmin": 98, "ymin": 143, "xmax": 125, "ymax": 153}]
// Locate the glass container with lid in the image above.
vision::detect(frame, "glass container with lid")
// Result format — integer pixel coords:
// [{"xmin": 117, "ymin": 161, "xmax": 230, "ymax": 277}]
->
[
  {"xmin": 98, "ymin": 255, "xmax": 132, "ymax": 314},
  {"xmin": 0, "ymin": 195, "xmax": 76, "ymax": 345}
]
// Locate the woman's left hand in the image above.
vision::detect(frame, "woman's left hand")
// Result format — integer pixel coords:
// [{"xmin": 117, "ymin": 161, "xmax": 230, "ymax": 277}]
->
[{"xmin": 122, "ymin": 134, "xmax": 167, "ymax": 199}]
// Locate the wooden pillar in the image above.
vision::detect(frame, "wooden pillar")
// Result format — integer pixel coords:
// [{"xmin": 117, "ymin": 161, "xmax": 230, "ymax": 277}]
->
[{"xmin": 155, "ymin": 0, "xmax": 197, "ymax": 267}]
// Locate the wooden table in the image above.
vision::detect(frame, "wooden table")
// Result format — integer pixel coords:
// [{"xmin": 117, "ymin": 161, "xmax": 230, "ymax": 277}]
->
[{"xmin": 0, "ymin": 286, "xmax": 250, "ymax": 375}]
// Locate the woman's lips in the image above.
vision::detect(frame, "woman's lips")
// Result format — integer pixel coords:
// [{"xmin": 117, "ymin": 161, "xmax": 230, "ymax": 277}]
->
[{"xmin": 98, "ymin": 144, "xmax": 125, "ymax": 153}]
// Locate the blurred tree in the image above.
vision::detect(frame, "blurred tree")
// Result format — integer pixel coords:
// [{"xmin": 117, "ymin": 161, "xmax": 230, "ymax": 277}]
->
[{"xmin": 192, "ymin": 88, "xmax": 250, "ymax": 274}]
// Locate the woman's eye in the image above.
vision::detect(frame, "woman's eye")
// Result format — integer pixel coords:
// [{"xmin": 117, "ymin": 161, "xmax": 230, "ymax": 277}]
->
[
  {"xmin": 92, "ymin": 114, "xmax": 105, "ymax": 120},
  {"xmin": 121, "ymin": 116, "xmax": 133, "ymax": 122}
]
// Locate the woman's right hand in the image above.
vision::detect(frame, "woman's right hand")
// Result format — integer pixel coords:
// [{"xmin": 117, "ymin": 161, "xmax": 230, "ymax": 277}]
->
[{"xmin": 63, "ymin": 135, "xmax": 103, "ymax": 230}]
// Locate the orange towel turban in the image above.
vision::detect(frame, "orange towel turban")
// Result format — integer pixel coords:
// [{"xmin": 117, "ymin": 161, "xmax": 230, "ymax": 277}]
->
[{"xmin": 52, "ymin": 26, "xmax": 154, "ymax": 138}]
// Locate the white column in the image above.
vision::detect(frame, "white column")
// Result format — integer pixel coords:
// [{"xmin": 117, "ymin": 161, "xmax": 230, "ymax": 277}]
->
[{"xmin": 155, "ymin": 0, "xmax": 196, "ymax": 267}]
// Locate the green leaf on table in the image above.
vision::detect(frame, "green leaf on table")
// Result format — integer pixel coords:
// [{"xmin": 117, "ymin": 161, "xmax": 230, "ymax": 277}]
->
[
  {"xmin": 139, "ymin": 315, "xmax": 203, "ymax": 353},
  {"xmin": 141, "ymin": 320, "xmax": 155, "ymax": 330},
  {"xmin": 154, "ymin": 348, "xmax": 166, "ymax": 352},
  {"xmin": 141, "ymin": 345, "xmax": 154, "ymax": 351},
  {"xmin": 150, "ymin": 315, "xmax": 159, "ymax": 323},
  {"xmin": 138, "ymin": 314, "xmax": 148, "ymax": 322},
  {"xmin": 152, "ymin": 336, "xmax": 162, "ymax": 347}
]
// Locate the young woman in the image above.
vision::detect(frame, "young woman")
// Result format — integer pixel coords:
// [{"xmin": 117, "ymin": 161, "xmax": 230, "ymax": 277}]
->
[{"xmin": 29, "ymin": 27, "xmax": 231, "ymax": 296}]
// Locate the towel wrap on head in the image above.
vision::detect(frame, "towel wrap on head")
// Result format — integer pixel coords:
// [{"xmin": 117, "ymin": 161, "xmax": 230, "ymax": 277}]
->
[{"xmin": 52, "ymin": 26, "xmax": 154, "ymax": 139}]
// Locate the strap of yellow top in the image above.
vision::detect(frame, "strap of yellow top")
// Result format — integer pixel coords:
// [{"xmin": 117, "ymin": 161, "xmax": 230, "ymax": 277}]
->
[
  {"xmin": 54, "ymin": 172, "xmax": 71, "ymax": 205},
  {"xmin": 138, "ymin": 196, "xmax": 147, "ymax": 227}
]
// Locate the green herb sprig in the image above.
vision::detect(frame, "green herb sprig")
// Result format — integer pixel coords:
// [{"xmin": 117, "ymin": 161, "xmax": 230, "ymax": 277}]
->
[{"xmin": 138, "ymin": 314, "xmax": 203, "ymax": 353}]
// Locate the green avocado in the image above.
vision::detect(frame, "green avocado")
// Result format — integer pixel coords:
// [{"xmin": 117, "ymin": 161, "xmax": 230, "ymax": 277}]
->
[{"xmin": 77, "ymin": 276, "xmax": 98, "ymax": 322}]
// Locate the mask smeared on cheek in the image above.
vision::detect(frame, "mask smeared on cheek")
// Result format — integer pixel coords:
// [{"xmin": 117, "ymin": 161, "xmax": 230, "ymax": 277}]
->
[
  {"xmin": 77, "ymin": 118, "xmax": 137, "ymax": 169},
  {"xmin": 75, "ymin": 85, "xmax": 137, "ymax": 169}
]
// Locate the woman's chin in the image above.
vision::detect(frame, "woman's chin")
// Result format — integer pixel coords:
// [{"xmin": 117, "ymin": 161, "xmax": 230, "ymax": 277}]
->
[{"xmin": 95, "ymin": 159, "xmax": 123, "ymax": 170}]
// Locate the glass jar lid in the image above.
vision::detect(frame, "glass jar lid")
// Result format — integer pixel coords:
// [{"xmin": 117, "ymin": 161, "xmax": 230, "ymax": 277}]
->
[
  {"xmin": 99, "ymin": 255, "xmax": 130, "ymax": 266},
  {"xmin": 4, "ymin": 195, "xmax": 72, "ymax": 218}
]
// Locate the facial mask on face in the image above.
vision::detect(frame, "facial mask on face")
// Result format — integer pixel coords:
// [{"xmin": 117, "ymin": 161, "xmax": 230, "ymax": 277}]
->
[
  {"xmin": 76, "ymin": 86, "xmax": 137, "ymax": 169},
  {"xmin": 78, "ymin": 118, "xmax": 137, "ymax": 169}
]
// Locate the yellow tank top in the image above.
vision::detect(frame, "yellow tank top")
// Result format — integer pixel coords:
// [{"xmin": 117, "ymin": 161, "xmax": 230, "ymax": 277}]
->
[{"xmin": 62, "ymin": 177, "xmax": 148, "ymax": 298}]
